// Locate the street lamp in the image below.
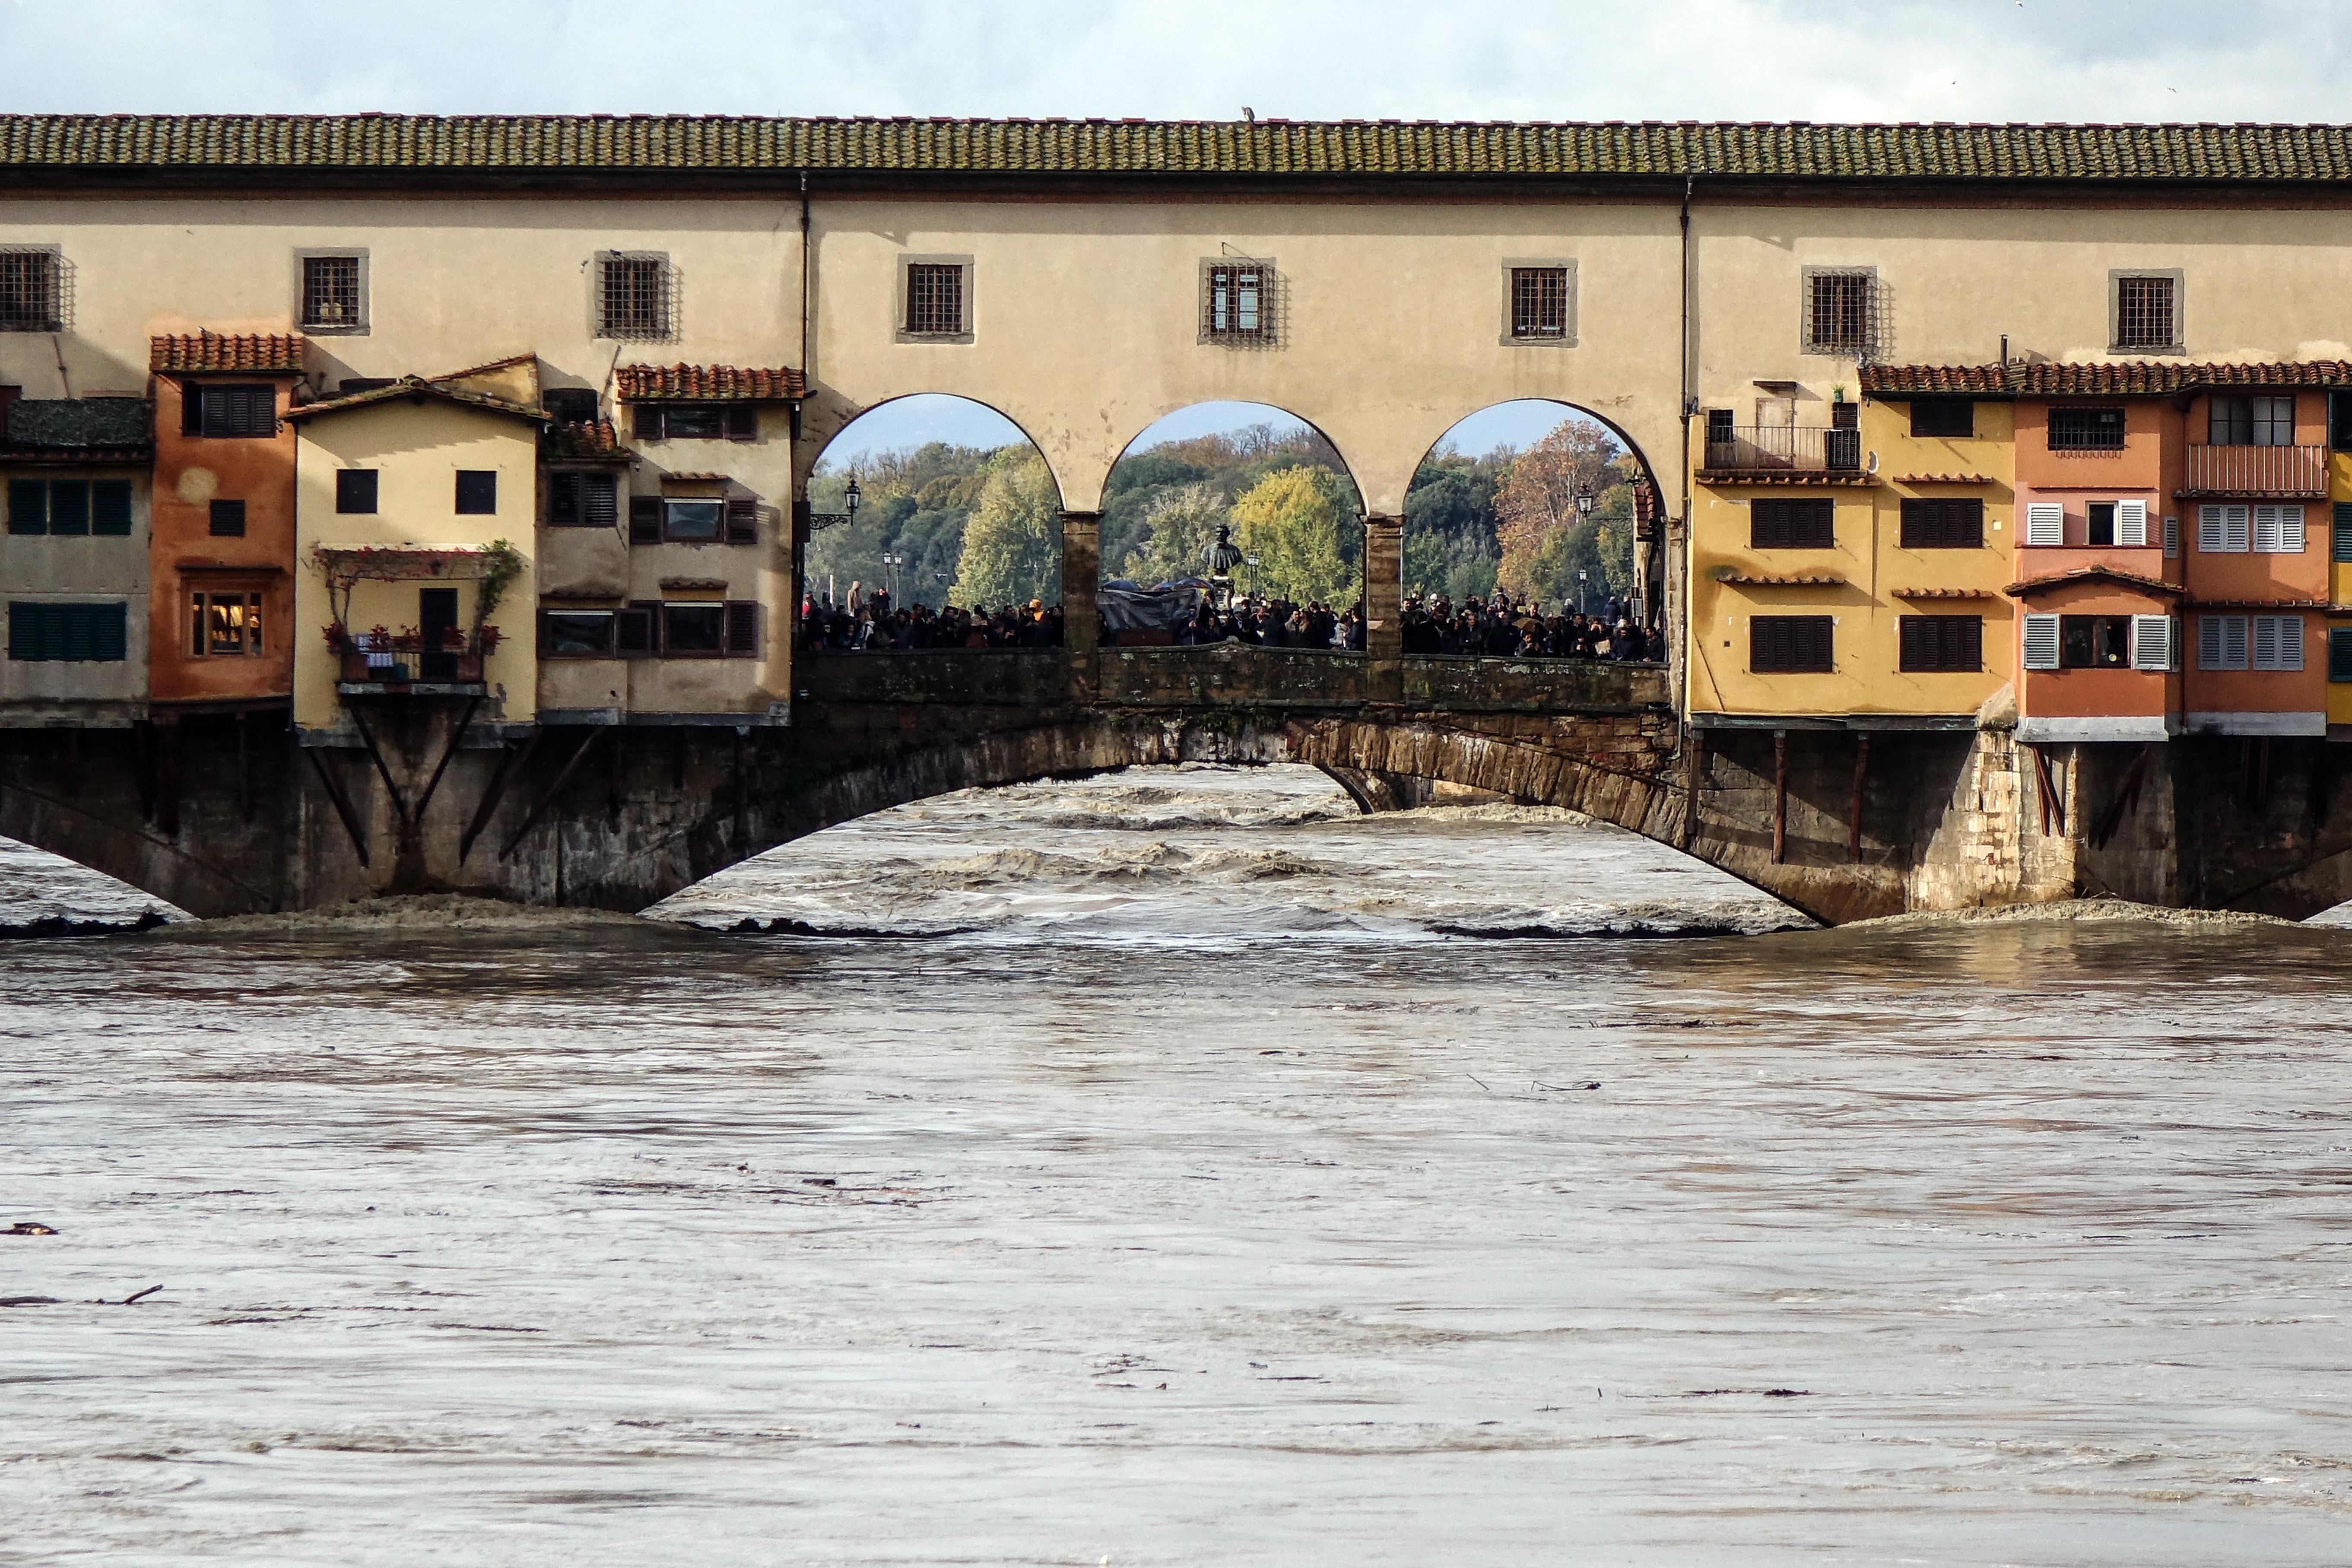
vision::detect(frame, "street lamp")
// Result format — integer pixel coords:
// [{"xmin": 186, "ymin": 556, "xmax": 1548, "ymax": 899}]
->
[
  {"xmin": 808, "ymin": 472, "xmax": 863, "ymax": 533},
  {"xmin": 1243, "ymin": 552, "xmax": 1261, "ymax": 601},
  {"xmin": 879, "ymin": 551, "xmax": 905, "ymax": 605},
  {"xmin": 1577, "ymin": 568, "xmax": 1589, "ymax": 613},
  {"xmin": 1574, "ymin": 487, "xmax": 1596, "ymax": 517}
]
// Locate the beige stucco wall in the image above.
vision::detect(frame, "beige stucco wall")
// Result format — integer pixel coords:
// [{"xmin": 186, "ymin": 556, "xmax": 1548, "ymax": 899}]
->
[
  {"xmin": 292, "ymin": 400, "xmax": 539, "ymax": 730},
  {"xmin": 0, "ymin": 467, "xmax": 150, "ymax": 717},
  {"xmin": 802, "ymin": 197, "xmax": 1687, "ymax": 516},
  {"xmin": 0, "ymin": 194, "xmax": 801, "ymax": 407}
]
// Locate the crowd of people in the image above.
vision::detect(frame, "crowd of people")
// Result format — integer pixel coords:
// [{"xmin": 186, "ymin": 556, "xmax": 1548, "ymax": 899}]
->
[
  {"xmin": 798, "ymin": 582, "xmax": 1662, "ymax": 663},
  {"xmin": 1401, "ymin": 592, "xmax": 1665, "ymax": 662},
  {"xmin": 798, "ymin": 587, "xmax": 1064, "ymax": 652}
]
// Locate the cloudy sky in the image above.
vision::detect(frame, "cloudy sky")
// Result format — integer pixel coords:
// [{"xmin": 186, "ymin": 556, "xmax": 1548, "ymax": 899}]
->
[
  {"xmin": 3, "ymin": 0, "xmax": 2344, "ymax": 122},
  {"xmin": 10, "ymin": 0, "xmax": 2341, "ymax": 458}
]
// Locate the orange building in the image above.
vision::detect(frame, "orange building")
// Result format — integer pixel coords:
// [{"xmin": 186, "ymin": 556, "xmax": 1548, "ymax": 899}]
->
[{"xmin": 146, "ymin": 332, "xmax": 307, "ymax": 715}]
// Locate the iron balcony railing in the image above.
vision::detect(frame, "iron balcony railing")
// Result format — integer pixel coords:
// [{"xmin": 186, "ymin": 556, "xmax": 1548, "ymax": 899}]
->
[
  {"xmin": 1702, "ymin": 425, "xmax": 1863, "ymax": 474},
  {"xmin": 2181, "ymin": 443, "xmax": 2328, "ymax": 498}
]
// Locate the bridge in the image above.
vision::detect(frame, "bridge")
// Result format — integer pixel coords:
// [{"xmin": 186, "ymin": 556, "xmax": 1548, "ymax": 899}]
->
[{"xmin": 9, "ymin": 638, "xmax": 2352, "ymax": 926}]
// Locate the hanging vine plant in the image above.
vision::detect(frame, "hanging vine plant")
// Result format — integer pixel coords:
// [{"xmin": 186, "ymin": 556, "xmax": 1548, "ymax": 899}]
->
[{"xmin": 472, "ymin": 539, "xmax": 527, "ymax": 631}]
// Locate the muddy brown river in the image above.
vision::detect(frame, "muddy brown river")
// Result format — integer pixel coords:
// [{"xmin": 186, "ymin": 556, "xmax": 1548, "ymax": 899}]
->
[{"xmin": 4, "ymin": 765, "xmax": 2350, "ymax": 1564}]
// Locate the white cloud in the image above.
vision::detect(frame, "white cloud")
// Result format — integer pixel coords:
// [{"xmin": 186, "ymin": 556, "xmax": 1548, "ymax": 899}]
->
[{"xmin": 1, "ymin": 0, "xmax": 2347, "ymax": 121}]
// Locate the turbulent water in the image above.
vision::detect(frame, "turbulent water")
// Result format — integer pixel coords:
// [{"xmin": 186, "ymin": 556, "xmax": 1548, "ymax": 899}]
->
[{"xmin": 6, "ymin": 765, "xmax": 2352, "ymax": 1565}]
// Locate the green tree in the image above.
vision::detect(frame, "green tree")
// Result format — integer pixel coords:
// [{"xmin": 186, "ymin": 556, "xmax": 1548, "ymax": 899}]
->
[
  {"xmin": 1115, "ymin": 482, "xmax": 1228, "ymax": 585},
  {"xmin": 1492, "ymin": 420, "xmax": 1624, "ymax": 602},
  {"xmin": 948, "ymin": 453, "xmax": 1062, "ymax": 608},
  {"xmin": 1230, "ymin": 467, "xmax": 1359, "ymax": 605}
]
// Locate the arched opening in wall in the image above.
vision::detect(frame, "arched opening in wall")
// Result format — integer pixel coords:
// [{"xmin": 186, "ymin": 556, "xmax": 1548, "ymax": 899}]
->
[
  {"xmin": 0, "ymin": 832, "xmax": 184, "ymax": 932},
  {"xmin": 1402, "ymin": 399, "xmax": 1666, "ymax": 662},
  {"xmin": 801, "ymin": 394, "xmax": 1066, "ymax": 651},
  {"xmin": 1098, "ymin": 401, "xmax": 1365, "ymax": 651}
]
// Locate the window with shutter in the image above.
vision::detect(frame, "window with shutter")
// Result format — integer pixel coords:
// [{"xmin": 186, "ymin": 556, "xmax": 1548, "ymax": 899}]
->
[
  {"xmin": 2330, "ymin": 626, "xmax": 2352, "ymax": 682},
  {"xmin": 1899, "ymin": 497, "xmax": 1983, "ymax": 549},
  {"xmin": 2164, "ymin": 515, "xmax": 2180, "ymax": 559},
  {"xmin": 2199, "ymin": 503, "xmax": 2250, "ymax": 553},
  {"xmin": 540, "ymin": 610, "xmax": 617, "ymax": 657},
  {"xmin": 547, "ymin": 472, "xmax": 581, "ymax": 527},
  {"xmin": 91, "ymin": 480, "xmax": 132, "ymax": 536},
  {"xmin": 724, "ymin": 497, "xmax": 758, "ymax": 545},
  {"xmin": 2087, "ymin": 501, "xmax": 2117, "ymax": 546},
  {"xmin": 45, "ymin": 481, "xmax": 88, "ymax": 536},
  {"xmin": 2335, "ymin": 504, "xmax": 2352, "ymax": 562},
  {"xmin": 1750, "ymin": 498, "xmax": 1835, "ymax": 549},
  {"xmin": 724, "ymin": 600, "xmax": 759, "ymax": 657},
  {"xmin": 2254, "ymin": 504, "xmax": 2306, "ymax": 554},
  {"xmin": 663, "ymin": 603, "xmax": 726, "ymax": 656},
  {"xmin": 1898, "ymin": 615, "xmax": 1981, "ymax": 672},
  {"xmin": 628, "ymin": 495, "xmax": 662, "ymax": 545},
  {"xmin": 630, "ymin": 404, "xmax": 666, "ymax": 441},
  {"xmin": 2200, "ymin": 613, "xmax": 2250, "ymax": 670},
  {"xmin": 209, "ymin": 499, "xmax": 245, "ymax": 538},
  {"xmin": 2022, "ymin": 614, "xmax": 2061, "ymax": 671},
  {"xmin": 2253, "ymin": 614, "xmax": 2305, "ymax": 671},
  {"xmin": 1750, "ymin": 615, "xmax": 1834, "ymax": 673},
  {"xmin": 726, "ymin": 404, "xmax": 758, "ymax": 442},
  {"xmin": 616, "ymin": 603, "xmax": 657, "ymax": 657},
  {"xmin": 6, "ymin": 601, "xmax": 124, "ymax": 661},
  {"xmin": 5, "ymin": 478, "xmax": 43, "ymax": 535},
  {"xmin": 2130, "ymin": 615, "xmax": 2174, "ymax": 671},
  {"xmin": 193, "ymin": 384, "xmax": 276, "ymax": 439},
  {"xmin": 2116, "ymin": 499, "xmax": 2148, "ymax": 547},
  {"xmin": 2024, "ymin": 502, "xmax": 2064, "ymax": 546}
]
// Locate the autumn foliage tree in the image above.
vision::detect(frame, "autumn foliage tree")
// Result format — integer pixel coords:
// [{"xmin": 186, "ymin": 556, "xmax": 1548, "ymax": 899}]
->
[{"xmin": 1491, "ymin": 421, "xmax": 1627, "ymax": 603}]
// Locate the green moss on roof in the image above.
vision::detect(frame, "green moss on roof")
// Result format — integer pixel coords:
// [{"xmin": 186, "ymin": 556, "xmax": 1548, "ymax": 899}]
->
[{"xmin": 9, "ymin": 115, "xmax": 2352, "ymax": 181}]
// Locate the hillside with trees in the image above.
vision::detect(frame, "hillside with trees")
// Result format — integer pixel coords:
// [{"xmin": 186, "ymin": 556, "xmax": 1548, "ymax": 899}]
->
[{"xmin": 805, "ymin": 413, "xmax": 1640, "ymax": 613}]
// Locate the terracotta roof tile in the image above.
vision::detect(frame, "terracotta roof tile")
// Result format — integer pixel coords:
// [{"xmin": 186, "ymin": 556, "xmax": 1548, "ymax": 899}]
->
[
  {"xmin": 1714, "ymin": 572, "xmax": 1847, "ymax": 587},
  {"xmin": 149, "ymin": 331, "xmax": 305, "ymax": 373},
  {"xmin": 616, "ymin": 363, "xmax": 805, "ymax": 401},
  {"xmin": 542, "ymin": 419, "xmax": 627, "ymax": 461},
  {"xmin": 1891, "ymin": 587, "xmax": 1995, "ymax": 599},
  {"xmin": 2004, "ymin": 565, "xmax": 2183, "ymax": 599},
  {"xmin": 1865, "ymin": 359, "xmax": 2352, "ymax": 397},
  {"xmin": 18, "ymin": 116, "xmax": 2352, "ymax": 184},
  {"xmin": 282, "ymin": 373, "xmax": 541, "ymax": 423},
  {"xmin": 1892, "ymin": 473, "xmax": 1997, "ymax": 485}
]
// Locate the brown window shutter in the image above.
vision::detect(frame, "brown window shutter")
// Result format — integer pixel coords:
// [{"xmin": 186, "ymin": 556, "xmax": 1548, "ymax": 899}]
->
[
  {"xmin": 616, "ymin": 604, "xmax": 655, "ymax": 657},
  {"xmin": 630, "ymin": 403, "xmax": 663, "ymax": 441},
  {"xmin": 584, "ymin": 473, "xmax": 619, "ymax": 528},
  {"xmin": 548, "ymin": 471, "xmax": 581, "ymax": 526},
  {"xmin": 724, "ymin": 497, "xmax": 758, "ymax": 545},
  {"xmin": 724, "ymin": 600, "xmax": 759, "ymax": 657},
  {"xmin": 181, "ymin": 381, "xmax": 203, "ymax": 436},
  {"xmin": 726, "ymin": 404, "xmax": 757, "ymax": 441},
  {"xmin": 628, "ymin": 495, "xmax": 662, "ymax": 545}
]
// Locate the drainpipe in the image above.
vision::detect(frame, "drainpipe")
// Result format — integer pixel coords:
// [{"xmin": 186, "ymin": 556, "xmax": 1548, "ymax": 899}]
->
[
  {"xmin": 795, "ymin": 169, "xmax": 813, "ymax": 625},
  {"xmin": 1676, "ymin": 170, "xmax": 1697, "ymax": 724}
]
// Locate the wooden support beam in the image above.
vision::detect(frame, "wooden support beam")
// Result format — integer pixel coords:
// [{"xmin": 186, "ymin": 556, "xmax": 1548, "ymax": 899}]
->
[
  {"xmin": 458, "ymin": 728, "xmax": 540, "ymax": 866},
  {"xmin": 237, "ymin": 711, "xmax": 253, "ymax": 822},
  {"xmin": 732, "ymin": 727, "xmax": 749, "ymax": 851},
  {"xmin": 346, "ymin": 705, "xmax": 409, "ymax": 826},
  {"xmin": 1771, "ymin": 730, "xmax": 1787, "ymax": 865},
  {"xmin": 305, "ymin": 747, "xmax": 371, "ymax": 867},
  {"xmin": 156, "ymin": 719, "xmax": 181, "ymax": 838},
  {"xmin": 1848, "ymin": 733, "xmax": 1869, "ymax": 864},
  {"xmin": 499, "ymin": 727, "xmax": 605, "ymax": 861},
  {"xmin": 408, "ymin": 696, "xmax": 479, "ymax": 827},
  {"xmin": 1679, "ymin": 730, "xmax": 1704, "ymax": 851},
  {"xmin": 2031, "ymin": 745, "xmax": 2065, "ymax": 838}
]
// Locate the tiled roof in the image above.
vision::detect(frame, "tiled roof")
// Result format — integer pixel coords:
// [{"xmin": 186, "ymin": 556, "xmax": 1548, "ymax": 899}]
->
[
  {"xmin": 1891, "ymin": 587, "xmax": 1995, "ymax": 599},
  {"xmin": 2004, "ymin": 566, "xmax": 2183, "ymax": 599},
  {"xmin": 542, "ymin": 419, "xmax": 628, "ymax": 461},
  {"xmin": 0, "ymin": 443, "xmax": 149, "ymax": 465},
  {"xmin": 6, "ymin": 397, "xmax": 151, "ymax": 447},
  {"xmin": 283, "ymin": 373, "xmax": 541, "ymax": 423},
  {"xmin": 150, "ymin": 331, "xmax": 305, "ymax": 373},
  {"xmin": 616, "ymin": 364, "xmax": 805, "ymax": 401},
  {"xmin": 1892, "ymin": 473, "xmax": 1997, "ymax": 485},
  {"xmin": 16, "ymin": 116, "xmax": 2352, "ymax": 183},
  {"xmin": 1865, "ymin": 359, "xmax": 2352, "ymax": 396},
  {"xmin": 1714, "ymin": 573, "xmax": 1847, "ymax": 587}
]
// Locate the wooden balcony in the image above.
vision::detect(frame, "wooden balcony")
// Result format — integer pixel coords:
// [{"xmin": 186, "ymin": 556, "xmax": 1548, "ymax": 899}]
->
[
  {"xmin": 2180, "ymin": 444, "xmax": 2327, "ymax": 498},
  {"xmin": 1699, "ymin": 425, "xmax": 1868, "ymax": 482}
]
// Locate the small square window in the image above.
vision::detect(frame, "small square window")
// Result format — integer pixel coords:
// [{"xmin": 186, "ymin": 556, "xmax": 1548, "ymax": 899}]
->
[
  {"xmin": 1508, "ymin": 265, "xmax": 1572, "ymax": 342},
  {"xmin": 187, "ymin": 383, "xmax": 277, "ymax": 439},
  {"xmin": 336, "ymin": 469, "xmax": 378, "ymax": 514},
  {"xmin": 597, "ymin": 253, "xmax": 670, "ymax": 340},
  {"xmin": 905, "ymin": 263, "xmax": 965, "ymax": 336},
  {"xmin": 1803, "ymin": 269, "xmax": 1876, "ymax": 355},
  {"xmin": 0, "ymin": 247, "xmax": 62, "ymax": 333},
  {"xmin": 2048, "ymin": 407, "xmax": 2127, "ymax": 451},
  {"xmin": 454, "ymin": 471, "xmax": 498, "ymax": 515},
  {"xmin": 2113, "ymin": 273, "xmax": 2179, "ymax": 351},
  {"xmin": 664, "ymin": 498, "xmax": 724, "ymax": 543},
  {"xmin": 663, "ymin": 602, "xmax": 726, "ymax": 654},
  {"xmin": 300, "ymin": 253, "xmax": 365, "ymax": 332},
  {"xmin": 541, "ymin": 610, "xmax": 616, "ymax": 657},
  {"xmin": 209, "ymin": 498, "xmax": 247, "ymax": 538},
  {"xmin": 1203, "ymin": 261, "xmax": 1273, "ymax": 343}
]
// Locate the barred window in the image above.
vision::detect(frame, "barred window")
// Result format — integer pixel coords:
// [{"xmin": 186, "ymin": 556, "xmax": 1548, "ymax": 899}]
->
[
  {"xmin": 1752, "ymin": 616, "xmax": 1834, "ymax": 673},
  {"xmin": 0, "ymin": 248, "xmax": 60, "ymax": 333},
  {"xmin": 301, "ymin": 254, "xmax": 363, "ymax": 329},
  {"xmin": 1898, "ymin": 615, "xmax": 1982, "ymax": 673},
  {"xmin": 905, "ymin": 263, "xmax": 965, "ymax": 336},
  {"xmin": 597, "ymin": 254, "xmax": 669, "ymax": 340},
  {"xmin": 1899, "ymin": 497, "xmax": 1984, "ymax": 549},
  {"xmin": 2048, "ymin": 406, "xmax": 2127, "ymax": 451},
  {"xmin": 1204, "ymin": 262, "xmax": 1271, "ymax": 342},
  {"xmin": 2114, "ymin": 275, "xmax": 2177, "ymax": 350},
  {"xmin": 1805, "ymin": 270, "xmax": 1873, "ymax": 355},
  {"xmin": 1510, "ymin": 267, "xmax": 1569, "ymax": 340}
]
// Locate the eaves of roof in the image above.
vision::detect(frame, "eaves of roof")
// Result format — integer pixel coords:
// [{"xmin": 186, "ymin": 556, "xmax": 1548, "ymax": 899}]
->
[
  {"xmin": 17, "ymin": 115, "xmax": 2352, "ymax": 185},
  {"xmin": 284, "ymin": 374, "xmax": 543, "ymax": 424},
  {"xmin": 150, "ymin": 331, "xmax": 305, "ymax": 374},
  {"xmin": 616, "ymin": 363, "xmax": 806, "ymax": 401},
  {"xmin": 1865, "ymin": 359, "xmax": 2352, "ymax": 397},
  {"xmin": 2004, "ymin": 565, "xmax": 2184, "ymax": 599}
]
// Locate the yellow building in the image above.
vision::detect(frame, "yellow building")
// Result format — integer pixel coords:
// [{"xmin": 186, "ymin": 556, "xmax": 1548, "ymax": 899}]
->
[
  {"xmin": 1686, "ymin": 387, "xmax": 2016, "ymax": 730},
  {"xmin": 2330, "ymin": 430, "xmax": 2352, "ymax": 734},
  {"xmin": 287, "ymin": 365, "xmax": 542, "ymax": 733}
]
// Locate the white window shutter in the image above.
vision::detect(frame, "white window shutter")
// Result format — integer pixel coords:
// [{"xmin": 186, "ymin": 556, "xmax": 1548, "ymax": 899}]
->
[
  {"xmin": 2130, "ymin": 614, "xmax": 2172, "ymax": 670},
  {"xmin": 2225, "ymin": 614, "xmax": 2249, "ymax": 668},
  {"xmin": 2199, "ymin": 614, "xmax": 2222, "ymax": 669},
  {"xmin": 2163, "ymin": 514, "xmax": 2180, "ymax": 558},
  {"xmin": 2199, "ymin": 504, "xmax": 2224, "ymax": 553},
  {"xmin": 2025, "ymin": 503, "xmax": 2065, "ymax": 546},
  {"xmin": 2253, "ymin": 614, "xmax": 2280, "ymax": 668},
  {"xmin": 2282, "ymin": 616, "xmax": 2306, "ymax": 670},
  {"xmin": 2255, "ymin": 505, "xmax": 2281, "ymax": 553},
  {"xmin": 2022, "ymin": 613, "xmax": 2061, "ymax": 670},
  {"xmin": 2228, "ymin": 505, "xmax": 2251, "ymax": 553},
  {"xmin": 2115, "ymin": 499, "xmax": 2148, "ymax": 547},
  {"xmin": 2280, "ymin": 504, "xmax": 2307, "ymax": 553}
]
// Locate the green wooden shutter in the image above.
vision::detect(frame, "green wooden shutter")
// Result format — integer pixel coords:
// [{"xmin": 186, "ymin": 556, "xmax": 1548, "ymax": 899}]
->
[
  {"xmin": 6, "ymin": 603, "xmax": 39, "ymax": 660},
  {"xmin": 91, "ymin": 480, "xmax": 133, "ymax": 536},
  {"xmin": 90, "ymin": 603, "xmax": 126, "ymax": 661},
  {"xmin": 6, "ymin": 479, "xmax": 45, "ymax": 535},
  {"xmin": 46, "ymin": 481, "xmax": 89, "ymax": 536},
  {"xmin": 2333, "ymin": 503, "xmax": 2352, "ymax": 563},
  {"xmin": 2330, "ymin": 627, "xmax": 2352, "ymax": 684}
]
